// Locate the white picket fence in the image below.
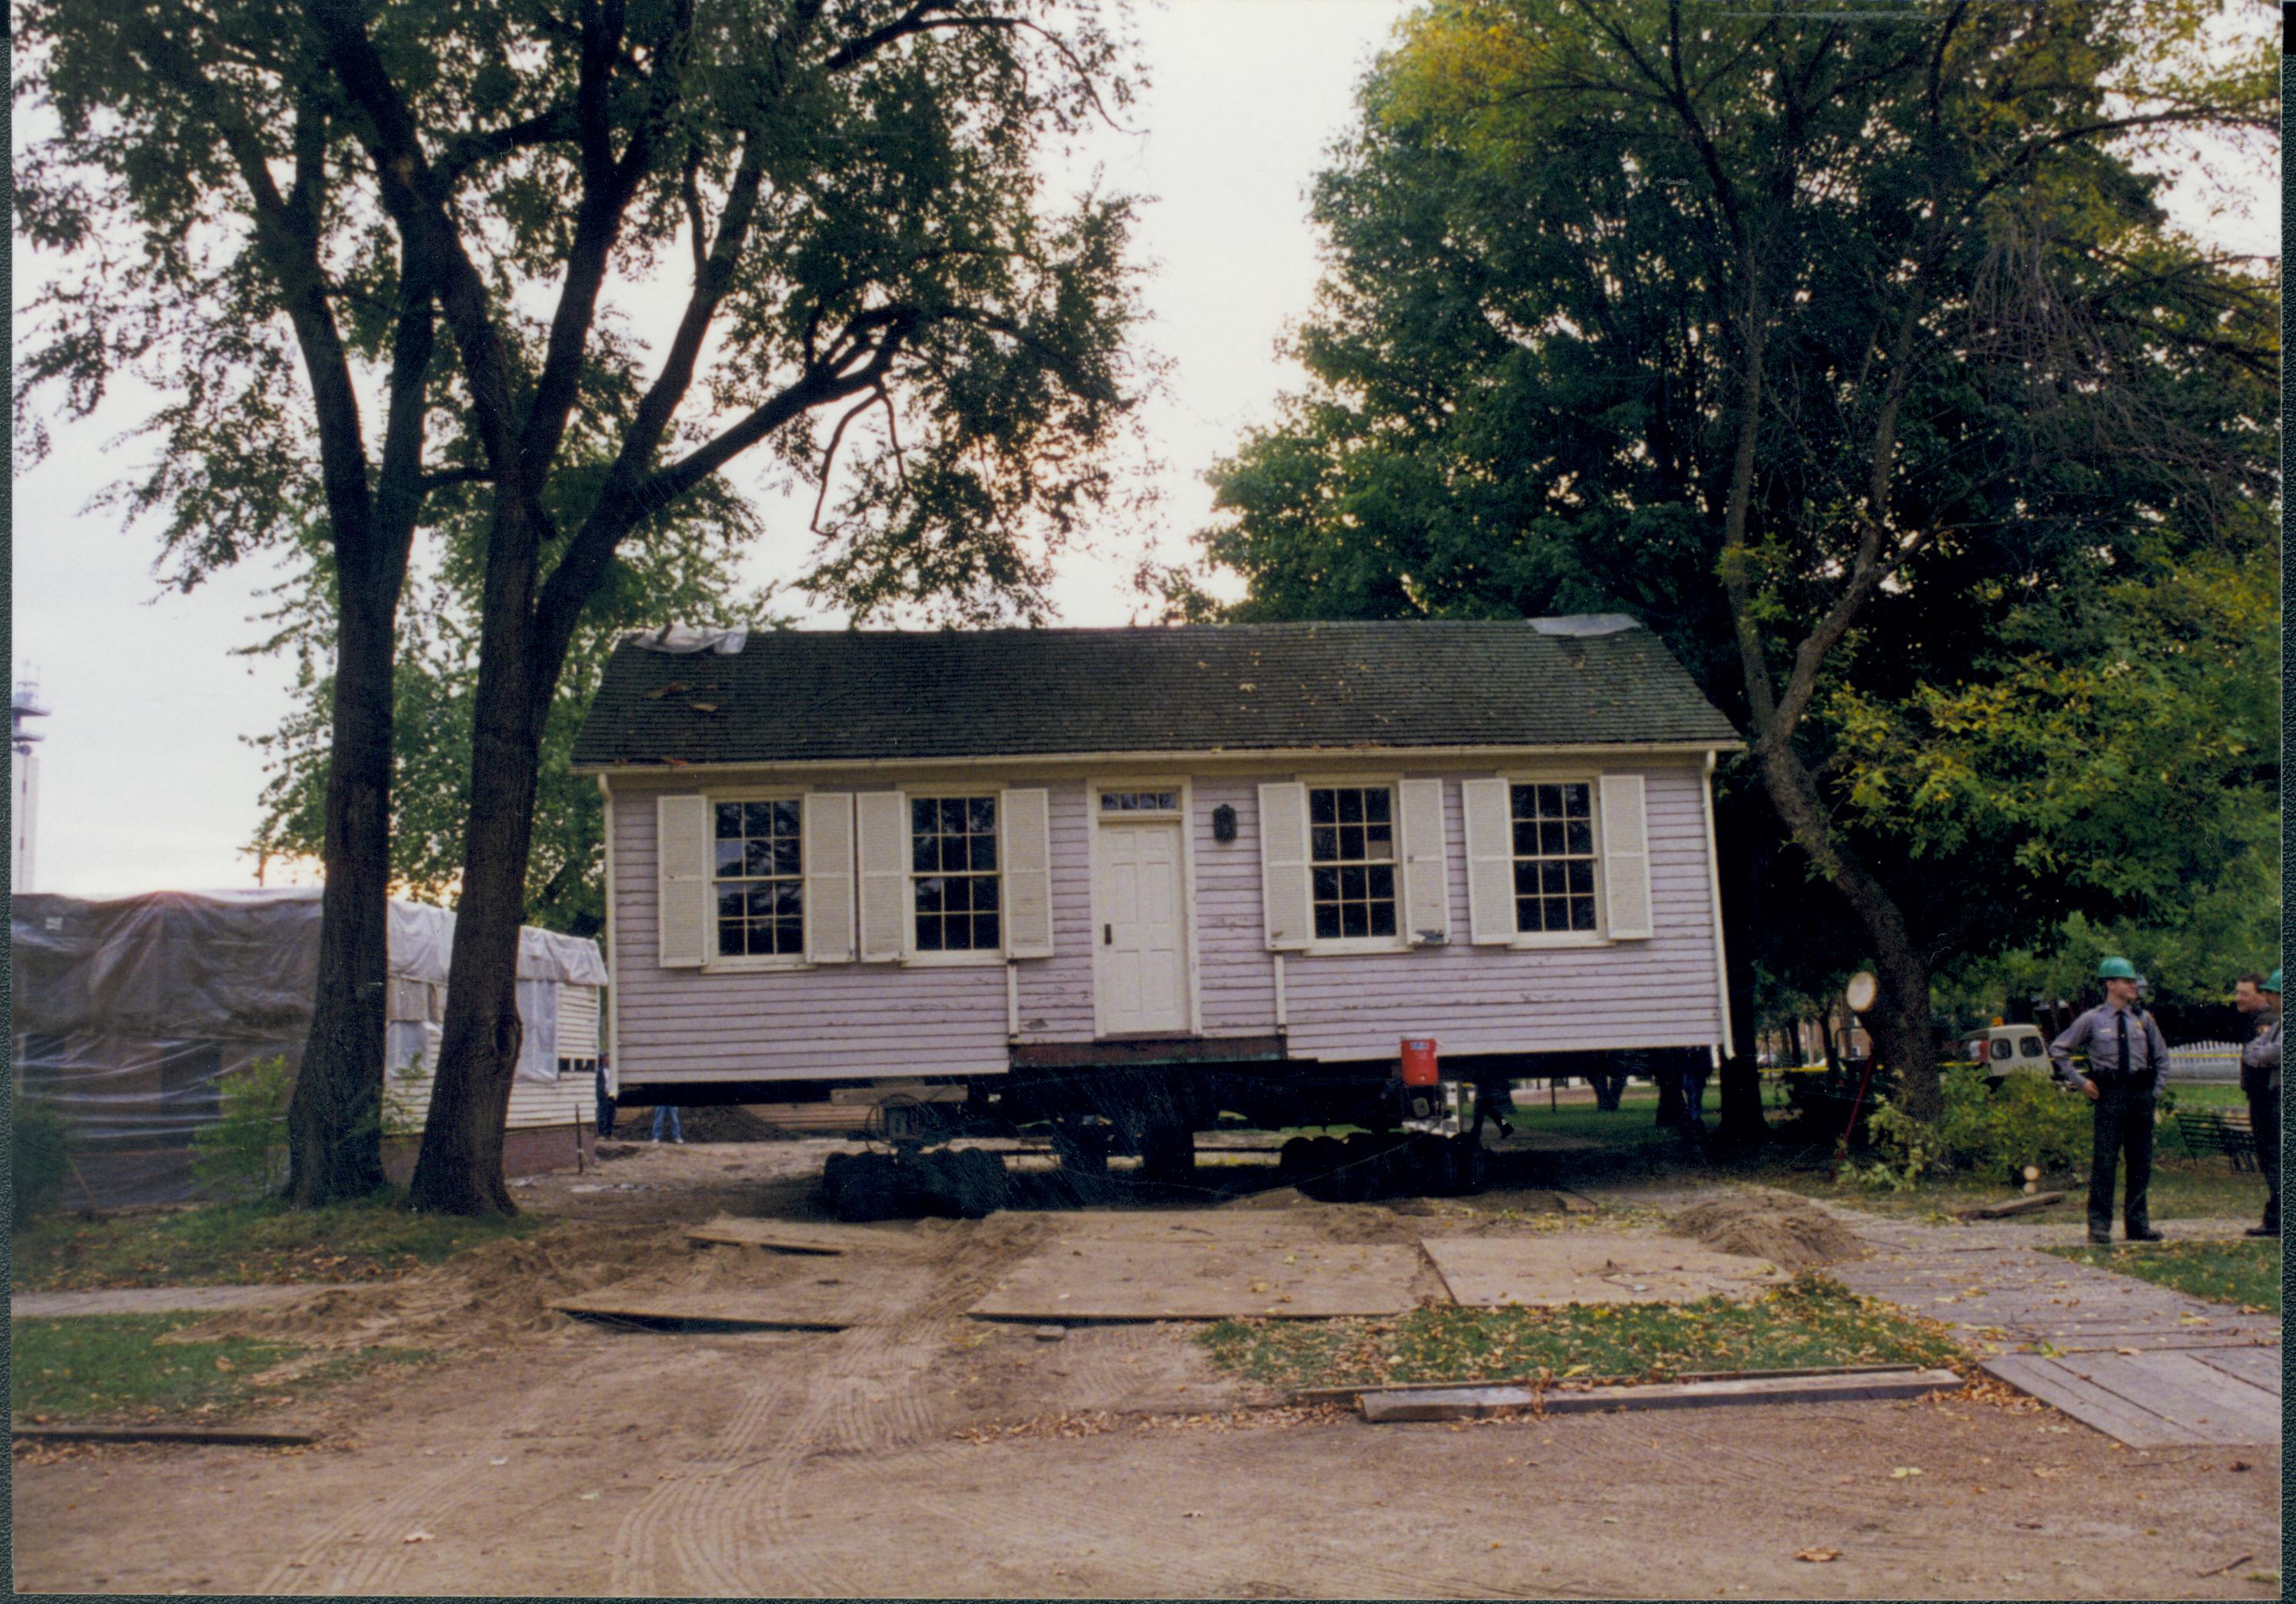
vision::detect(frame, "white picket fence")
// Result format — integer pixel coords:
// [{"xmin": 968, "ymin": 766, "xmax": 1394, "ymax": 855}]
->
[{"xmin": 2162, "ymin": 1040, "xmax": 2244, "ymax": 1083}]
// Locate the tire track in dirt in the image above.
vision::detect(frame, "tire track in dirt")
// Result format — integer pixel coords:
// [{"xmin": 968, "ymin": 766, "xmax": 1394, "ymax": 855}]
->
[
  {"xmin": 607, "ymin": 1223, "xmax": 1043, "ymax": 1595},
  {"xmin": 254, "ymin": 1345, "xmax": 608, "ymax": 1594}
]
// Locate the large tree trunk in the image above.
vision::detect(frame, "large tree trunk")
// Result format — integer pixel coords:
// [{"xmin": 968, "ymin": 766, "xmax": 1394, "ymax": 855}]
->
[
  {"xmin": 1752, "ymin": 737, "xmax": 1942, "ymax": 1121},
  {"xmin": 1712, "ymin": 784, "xmax": 1770, "ymax": 1148},
  {"xmin": 283, "ymin": 569, "xmax": 395, "ymax": 1205},
  {"xmin": 407, "ymin": 658, "xmax": 545, "ymax": 1214},
  {"xmin": 408, "ymin": 491, "xmax": 554, "ymax": 1216}
]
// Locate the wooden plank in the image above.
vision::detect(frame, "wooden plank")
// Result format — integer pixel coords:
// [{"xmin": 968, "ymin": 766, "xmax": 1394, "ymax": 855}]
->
[
  {"xmin": 1953, "ymin": 1192, "xmax": 2065, "ymax": 1220},
  {"xmin": 2188, "ymin": 1346, "xmax": 2283, "ymax": 1396},
  {"xmin": 554, "ymin": 1293, "xmax": 851, "ymax": 1331},
  {"xmin": 1980, "ymin": 1355, "xmax": 2201, "ymax": 1449},
  {"xmin": 683, "ymin": 1218, "xmax": 905, "ymax": 1255},
  {"xmin": 2138, "ymin": 1353, "xmax": 2283, "ymax": 1439},
  {"xmin": 12, "ymin": 1424, "xmax": 319, "ymax": 1446},
  {"xmin": 1359, "ymin": 1368, "xmax": 1959, "ymax": 1423},
  {"xmin": 557, "ymin": 1261, "xmax": 935, "ymax": 1332},
  {"xmin": 2056, "ymin": 1352, "xmax": 2275, "ymax": 1445},
  {"xmin": 1292, "ymin": 1362, "xmax": 1927, "ymax": 1406}
]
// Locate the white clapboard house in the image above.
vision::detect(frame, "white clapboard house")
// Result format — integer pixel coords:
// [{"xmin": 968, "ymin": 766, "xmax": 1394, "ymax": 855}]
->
[{"xmin": 574, "ymin": 617, "xmax": 1741, "ymax": 1150}]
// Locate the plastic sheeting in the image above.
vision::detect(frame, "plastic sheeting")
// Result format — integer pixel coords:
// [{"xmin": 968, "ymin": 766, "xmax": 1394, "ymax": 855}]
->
[{"xmin": 11, "ymin": 888, "xmax": 605, "ymax": 1208}]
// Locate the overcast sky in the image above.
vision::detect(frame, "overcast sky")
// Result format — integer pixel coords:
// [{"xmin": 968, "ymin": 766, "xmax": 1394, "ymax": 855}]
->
[{"xmin": 8, "ymin": 0, "xmax": 2278, "ymax": 900}]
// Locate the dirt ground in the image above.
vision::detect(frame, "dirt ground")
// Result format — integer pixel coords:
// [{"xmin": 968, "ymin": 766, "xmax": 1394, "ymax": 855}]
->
[{"xmin": 12, "ymin": 1139, "xmax": 2283, "ymax": 1598}]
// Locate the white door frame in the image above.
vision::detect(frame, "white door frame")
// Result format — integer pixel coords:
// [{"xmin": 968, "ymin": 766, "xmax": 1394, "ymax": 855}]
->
[{"xmin": 1086, "ymin": 776, "xmax": 1201, "ymax": 1038}]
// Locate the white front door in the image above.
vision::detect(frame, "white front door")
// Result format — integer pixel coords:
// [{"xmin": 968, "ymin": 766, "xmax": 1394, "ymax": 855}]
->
[{"xmin": 1095, "ymin": 819, "xmax": 1190, "ymax": 1035}]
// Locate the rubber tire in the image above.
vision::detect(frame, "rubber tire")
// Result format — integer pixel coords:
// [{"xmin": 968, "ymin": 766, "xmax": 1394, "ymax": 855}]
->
[
  {"xmin": 954, "ymin": 1148, "xmax": 1007, "ymax": 1218},
  {"xmin": 821, "ymin": 1149, "xmax": 854, "ymax": 1211},
  {"xmin": 1140, "ymin": 1123, "xmax": 1196, "ymax": 1187},
  {"xmin": 1402, "ymin": 1134, "xmax": 1446, "ymax": 1197},
  {"xmin": 1302, "ymin": 1136, "xmax": 1346, "ymax": 1202},
  {"xmin": 1277, "ymin": 1136, "xmax": 1313, "ymax": 1188},
  {"xmin": 1340, "ymin": 1133, "xmax": 1384, "ymax": 1203},
  {"xmin": 1444, "ymin": 1133, "xmax": 1486, "ymax": 1196},
  {"xmin": 835, "ymin": 1153, "xmax": 900, "ymax": 1222}
]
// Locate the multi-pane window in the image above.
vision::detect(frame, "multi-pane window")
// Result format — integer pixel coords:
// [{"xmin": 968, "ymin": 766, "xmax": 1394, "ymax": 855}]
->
[
  {"xmin": 1309, "ymin": 785, "xmax": 1397, "ymax": 940},
  {"xmin": 912, "ymin": 796, "xmax": 1000, "ymax": 952},
  {"xmin": 1509, "ymin": 782, "xmax": 1597, "ymax": 933},
  {"xmin": 715, "ymin": 800, "xmax": 803, "ymax": 957}
]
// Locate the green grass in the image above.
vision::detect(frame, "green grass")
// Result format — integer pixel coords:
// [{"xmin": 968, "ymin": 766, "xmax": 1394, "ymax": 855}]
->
[
  {"xmin": 10, "ymin": 1313, "xmax": 431, "ymax": 1423},
  {"xmin": 11, "ymin": 1193, "xmax": 539, "ymax": 1293},
  {"xmin": 1199, "ymin": 1271, "xmax": 1962, "ymax": 1393},
  {"xmin": 1754, "ymin": 1155, "xmax": 2271, "ymax": 1226},
  {"xmin": 2042, "ymin": 1237, "xmax": 2281, "ymax": 1315}
]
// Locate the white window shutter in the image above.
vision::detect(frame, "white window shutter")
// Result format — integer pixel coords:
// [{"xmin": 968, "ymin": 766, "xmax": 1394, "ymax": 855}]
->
[
  {"xmin": 1256, "ymin": 782, "xmax": 1313, "ymax": 951},
  {"xmin": 802, "ymin": 791, "xmax": 857, "ymax": 963},
  {"xmin": 1599, "ymin": 773, "xmax": 1654, "ymax": 940},
  {"xmin": 1461, "ymin": 778, "xmax": 1516, "ymax": 945},
  {"xmin": 1397, "ymin": 778, "xmax": 1450, "ymax": 946},
  {"xmin": 855, "ymin": 790, "xmax": 910, "ymax": 962},
  {"xmin": 656, "ymin": 794, "xmax": 711, "ymax": 968},
  {"xmin": 1000, "ymin": 787, "xmax": 1055, "ymax": 959}
]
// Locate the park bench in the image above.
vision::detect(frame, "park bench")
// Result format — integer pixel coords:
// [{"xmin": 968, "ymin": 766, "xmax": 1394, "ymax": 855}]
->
[{"xmin": 2173, "ymin": 1107, "xmax": 2254, "ymax": 1171}]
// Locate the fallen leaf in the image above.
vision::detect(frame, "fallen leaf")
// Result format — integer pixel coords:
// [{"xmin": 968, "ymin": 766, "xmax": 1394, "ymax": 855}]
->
[
  {"xmin": 489, "ymin": 1457, "xmax": 508, "ymax": 1466},
  {"xmin": 1795, "ymin": 1548, "xmax": 1842, "ymax": 1564},
  {"xmin": 403, "ymin": 1532, "xmax": 432, "ymax": 1545},
  {"xmin": 1889, "ymin": 1467, "xmax": 1924, "ymax": 1479}
]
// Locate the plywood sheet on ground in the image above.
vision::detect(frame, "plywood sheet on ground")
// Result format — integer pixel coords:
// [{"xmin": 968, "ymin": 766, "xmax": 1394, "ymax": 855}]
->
[
  {"xmin": 968, "ymin": 1233, "xmax": 1423, "ymax": 1320},
  {"xmin": 1982, "ymin": 1349, "xmax": 2281, "ymax": 1448},
  {"xmin": 1422, "ymin": 1233, "xmax": 1784, "ymax": 1307},
  {"xmin": 684, "ymin": 1218, "xmax": 910, "ymax": 1254},
  {"xmin": 557, "ymin": 1261, "xmax": 936, "ymax": 1331}
]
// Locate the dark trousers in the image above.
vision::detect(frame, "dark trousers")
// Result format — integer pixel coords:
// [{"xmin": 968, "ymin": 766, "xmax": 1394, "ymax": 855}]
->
[
  {"xmin": 2248, "ymin": 1087, "xmax": 2279, "ymax": 1232},
  {"xmin": 2087, "ymin": 1080, "xmax": 2155, "ymax": 1237},
  {"xmin": 595, "ymin": 1066, "xmax": 617, "ymax": 1140}
]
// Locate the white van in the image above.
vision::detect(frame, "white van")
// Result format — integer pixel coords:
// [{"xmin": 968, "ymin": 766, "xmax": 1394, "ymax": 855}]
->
[{"xmin": 1964, "ymin": 1023, "xmax": 2053, "ymax": 1080}]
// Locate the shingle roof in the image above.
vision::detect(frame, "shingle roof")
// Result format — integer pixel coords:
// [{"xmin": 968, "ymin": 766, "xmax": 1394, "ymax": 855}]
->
[{"xmin": 571, "ymin": 619, "xmax": 1742, "ymax": 767}]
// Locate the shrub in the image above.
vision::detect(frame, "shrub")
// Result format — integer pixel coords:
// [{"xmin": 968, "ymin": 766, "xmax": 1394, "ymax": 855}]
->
[
  {"xmin": 12, "ymin": 1092, "xmax": 75, "ymax": 1228},
  {"xmin": 1847, "ymin": 1063, "xmax": 2091, "ymax": 1190},
  {"xmin": 190, "ymin": 1055, "xmax": 293, "ymax": 1202}
]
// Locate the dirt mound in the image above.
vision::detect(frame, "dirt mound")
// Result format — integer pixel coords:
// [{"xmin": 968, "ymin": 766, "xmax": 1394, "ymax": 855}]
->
[
  {"xmin": 166, "ymin": 1222, "xmax": 685, "ymax": 1356},
  {"xmin": 1665, "ymin": 1195, "xmax": 1868, "ymax": 1270}
]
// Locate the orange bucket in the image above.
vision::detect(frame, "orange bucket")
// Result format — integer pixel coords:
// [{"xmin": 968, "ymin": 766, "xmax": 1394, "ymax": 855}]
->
[{"xmin": 1399, "ymin": 1037, "xmax": 1439, "ymax": 1087}]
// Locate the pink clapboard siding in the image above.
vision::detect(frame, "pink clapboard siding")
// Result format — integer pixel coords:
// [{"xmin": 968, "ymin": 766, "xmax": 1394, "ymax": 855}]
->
[
  {"xmin": 611, "ymin": 776, "xmax": 1010, "ymax": 1083},
  {"xmin": 1193, "ymin": 769, "xmax": 1723, "ymax": 1062},
  {"xmin": 606, "ymin": 760, "xmax": 1725, "ymax": 1086}
]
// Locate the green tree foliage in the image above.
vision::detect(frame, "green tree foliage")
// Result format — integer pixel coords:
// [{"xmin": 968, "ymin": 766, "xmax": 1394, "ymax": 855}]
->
[
  {"xmin": 11, "ymin": 1095, "xmax": 75, "ymax": 1229},
  {"xmin": 245, "ymin": 494, "xmax": 779, "ymax": 937},
  {"xmin": 17, "ymin": 0, "xmax": 1150, "ymax": 1214},
  {"xmin": 1194, "ymin": 0, "xmax": 2278, "ymax": 1116},
  {"xmin": 189, "ymin": 1057, "xmax": 295, "ymax": 1203}
]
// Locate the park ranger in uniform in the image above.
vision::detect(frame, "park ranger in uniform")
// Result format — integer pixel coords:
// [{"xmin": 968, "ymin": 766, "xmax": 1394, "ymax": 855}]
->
[
  {"xmin": 2235, "ymin": 968, "xmax": 2280, "ymax": 1238},
  {"xmin": 2049, "ymin": 957, "xmax": 2170, "ymax": 1246}
]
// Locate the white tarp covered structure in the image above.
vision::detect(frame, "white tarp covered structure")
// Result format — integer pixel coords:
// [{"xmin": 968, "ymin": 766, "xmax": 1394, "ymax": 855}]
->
[{"xmin": 10, "ymin": 887, "xmax": 607, "ymax": 1206}]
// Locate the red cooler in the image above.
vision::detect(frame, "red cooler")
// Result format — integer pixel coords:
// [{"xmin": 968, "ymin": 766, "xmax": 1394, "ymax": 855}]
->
[{"xmin": 1399, "ymin": 1037, "xmax": 1439, "ymax": 1087}]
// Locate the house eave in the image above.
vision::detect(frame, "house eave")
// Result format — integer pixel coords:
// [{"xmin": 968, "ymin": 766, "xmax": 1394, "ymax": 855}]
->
[{"xmin": 576, "ymin": 738, "xmax": 1745, "ymax": 782}]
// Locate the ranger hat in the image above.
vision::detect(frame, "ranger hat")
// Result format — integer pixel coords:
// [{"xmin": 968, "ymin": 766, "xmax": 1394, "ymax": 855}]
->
[
  {"xmin": 2267, "ymin": 968, "xmax": 2282, "ymax": 995},
  {"xmin": 2097, "ymin": 957, "xmax": 2138, "ymax": 980}
]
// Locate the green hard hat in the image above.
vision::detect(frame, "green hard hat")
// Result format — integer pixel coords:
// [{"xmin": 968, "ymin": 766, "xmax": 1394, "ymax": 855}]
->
[
  {"xmin": 2097, "ymin": 957, "xmax": 2138, "ymax": 980},
  {"xmin": 2268, "ymin": 968, "xmax": 2283, "ymax": 994}
]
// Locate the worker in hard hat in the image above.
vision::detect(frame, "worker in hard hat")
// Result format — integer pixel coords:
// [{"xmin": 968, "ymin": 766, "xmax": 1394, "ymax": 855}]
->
[
  {"xmin": 2048, "ymin": 957, "xmax": 2171, "ymax": 1245},
  {"xmin": 2234, "ymin": 968, "xmax": 2280, "ymax": 1237}
]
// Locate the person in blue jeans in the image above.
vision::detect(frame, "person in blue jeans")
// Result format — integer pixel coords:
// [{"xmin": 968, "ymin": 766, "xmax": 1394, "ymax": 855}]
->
[{"xmin": 651, "ymin": 1103, "xmax": 684, "ymax": 1143}]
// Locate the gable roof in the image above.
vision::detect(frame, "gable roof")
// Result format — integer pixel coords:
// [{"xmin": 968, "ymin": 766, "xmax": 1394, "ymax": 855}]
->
[{"xmin": 571, "ymin": 618, "xmax": 1742, "ymax": 769}]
